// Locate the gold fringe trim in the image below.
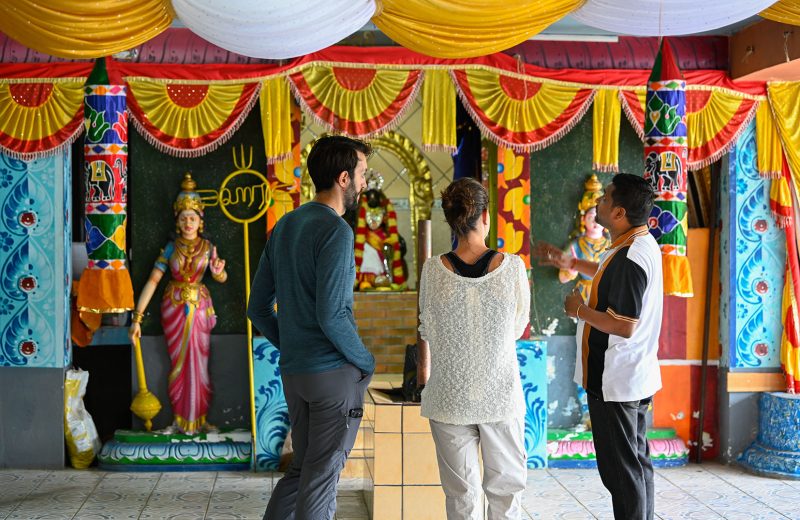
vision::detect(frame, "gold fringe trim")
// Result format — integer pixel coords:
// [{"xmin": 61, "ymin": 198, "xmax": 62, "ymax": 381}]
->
[{"xmin": 687, "ymin": 100, "xmax": 758, "ymax": 171}]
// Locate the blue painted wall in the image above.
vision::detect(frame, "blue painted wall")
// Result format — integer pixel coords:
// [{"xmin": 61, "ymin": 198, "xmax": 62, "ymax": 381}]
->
[{"xmin": 0, "ymin": 152, "xmax": 71, "ymax": 368}]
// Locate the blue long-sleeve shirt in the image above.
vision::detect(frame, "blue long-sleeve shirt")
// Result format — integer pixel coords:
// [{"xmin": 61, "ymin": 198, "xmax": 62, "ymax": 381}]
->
[{"xmin": 247, "ymin": 202, "xmax": 375, "ymax": 375}]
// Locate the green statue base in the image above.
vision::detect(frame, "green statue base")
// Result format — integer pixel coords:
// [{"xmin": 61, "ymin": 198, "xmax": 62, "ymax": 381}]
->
[{"xmin": 98, "ymin": 429, "xmax": 252, "ymax": 472}]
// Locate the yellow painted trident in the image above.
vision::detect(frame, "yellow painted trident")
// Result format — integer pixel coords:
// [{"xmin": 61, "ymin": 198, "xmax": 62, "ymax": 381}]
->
[{"xmin": 197, "ymin": 145, "xmax": 272, "ymax": 444}]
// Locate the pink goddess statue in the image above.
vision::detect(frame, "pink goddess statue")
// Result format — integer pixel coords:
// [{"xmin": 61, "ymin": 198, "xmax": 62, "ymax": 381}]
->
[{"xmin": 129, "ymin": 173, "xmax": 227, "ymax": 434}]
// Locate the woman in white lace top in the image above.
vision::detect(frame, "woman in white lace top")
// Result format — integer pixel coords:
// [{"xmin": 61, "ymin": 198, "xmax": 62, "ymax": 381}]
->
[{"xmin": 418, "ymin": 178, "xmax": 530, "ymax": 520}]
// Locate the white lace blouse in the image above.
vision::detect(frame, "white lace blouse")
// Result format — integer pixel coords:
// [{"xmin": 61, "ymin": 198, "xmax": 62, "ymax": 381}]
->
[{"xmin": 418, "ymin": 253, "xmax": 530, "ymax": 425}]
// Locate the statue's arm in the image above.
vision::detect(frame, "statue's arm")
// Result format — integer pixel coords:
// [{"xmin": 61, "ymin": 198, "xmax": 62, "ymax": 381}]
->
[{"xmin": 129, "ymin": 267, "xmax": 165, "ymax": 343}]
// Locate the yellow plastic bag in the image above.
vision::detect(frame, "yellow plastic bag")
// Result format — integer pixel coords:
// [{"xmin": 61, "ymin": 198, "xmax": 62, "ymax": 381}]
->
[{"xmin": 64, "ymin": 369, "xmax": 101, "ymax": 469}]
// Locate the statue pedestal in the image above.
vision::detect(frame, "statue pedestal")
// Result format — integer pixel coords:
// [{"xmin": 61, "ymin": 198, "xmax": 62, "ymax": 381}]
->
[
  {"xmin": 547, "ymin": 428, "xmax": 689, "ymax": 469},
  {"xmin": 98, "ymin": 429, "xmax": 251, "ymax": 471},
  {"xmin": 739, "ymin": 392, "xmax": 800, "ymax": 479}
]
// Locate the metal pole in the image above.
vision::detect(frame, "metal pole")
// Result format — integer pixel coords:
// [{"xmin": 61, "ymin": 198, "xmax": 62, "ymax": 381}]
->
[
  {"xmin": 695, "ymin": 168, "xmax": 718, "ymax": 463},
  {"xmin": 486, "ymin": 141, "xmax": 499, "ymax": 249},
  {"xmin": 416, "ymin": 219, "xmax": 432, "ymax": 388}
]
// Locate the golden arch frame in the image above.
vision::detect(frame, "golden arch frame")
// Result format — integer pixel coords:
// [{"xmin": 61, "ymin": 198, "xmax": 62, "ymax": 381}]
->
[{"xmin": 299, "ymin": 131, "xmax": 434, "ymax": 241}]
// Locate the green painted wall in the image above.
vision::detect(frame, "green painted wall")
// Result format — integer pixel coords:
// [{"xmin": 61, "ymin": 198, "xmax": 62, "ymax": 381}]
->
[{"xmin": 530, "ymin": 113, "xmax": 644, "ymax": 336}]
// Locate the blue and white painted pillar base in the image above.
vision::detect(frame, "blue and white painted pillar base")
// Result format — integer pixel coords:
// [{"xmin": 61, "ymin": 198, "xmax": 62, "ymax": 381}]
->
[{"xmin": 739, "ymin": 392, "xmax": 800, "ymax": 479}]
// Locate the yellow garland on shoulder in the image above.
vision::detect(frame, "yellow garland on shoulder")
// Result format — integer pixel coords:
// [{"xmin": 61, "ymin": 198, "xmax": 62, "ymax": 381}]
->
[
  {"xmin": 422, "ymin": 70, "xmax": 456, "ymax": 153},
  {"xmin": 761, "ymin": 0, "xmax": 800, "ymax": 24},
  {"xmin": 0, "ymin": 0, "xmax": 173, "ymax": 59},
  {"xmin": 260, "ymin": 77, "xmax": 293, "ymax": 164},
  {"xmin": 592, "ymin": 89, "xmax": 621, "ymax": 173},
  {"xmin": 756, "ymin": 102, "xmax": 783, "ymax": 179},
  {"xmin": 372, "ymin": 0, "xmax": 585, "ymax": 59}
]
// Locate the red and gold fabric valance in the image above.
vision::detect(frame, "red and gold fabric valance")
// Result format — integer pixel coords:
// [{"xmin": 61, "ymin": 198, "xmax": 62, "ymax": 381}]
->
[
  {"xmin": 0, "ymin": 80, "xmax": 85, "ymax": 160},
  {"xmin": 452, "ymin": 69, "xmax": 595, "ymax": 152},
  {"xmin": 620, "ymin": 88, "xmax": 758, "ymax": 170},
  {"xmin": 125, "ymin": 79, "xmax": 260, "ymax": 158},
  {"xmin": 287, "ymin": 66, "xmax": 423, "ymax": 138}
]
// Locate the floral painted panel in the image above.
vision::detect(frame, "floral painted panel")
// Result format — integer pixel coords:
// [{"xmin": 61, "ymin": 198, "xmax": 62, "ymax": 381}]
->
[
  {"xmin": 723, "ymin": 121, "xmax": 785, "ymax": 369},
  {"xmin": 252, "ymin": 337, "xmax": 290, "ymax": 471},
  {"xmin": 517, "ymin": 339, "xmax": 548, "ymax": 468},
  {"xmin": 0, "ymin": 152, "xmax": 70, "ymax": 368}
]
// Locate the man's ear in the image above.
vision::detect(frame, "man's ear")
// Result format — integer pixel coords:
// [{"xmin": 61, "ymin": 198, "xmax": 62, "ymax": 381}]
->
[
  {"xmin": 336, "ymin": 170, "xmax": 349, "ymax": 188},
  {"xmin": 613, "ymin": 205, "xmax": 626, "ymax": 222}
]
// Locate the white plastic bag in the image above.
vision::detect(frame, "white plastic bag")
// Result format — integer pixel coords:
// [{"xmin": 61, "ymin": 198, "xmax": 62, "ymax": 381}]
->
[{"xmin": 64, "ymin": 369, "xmax": 101, "ymax": 468}]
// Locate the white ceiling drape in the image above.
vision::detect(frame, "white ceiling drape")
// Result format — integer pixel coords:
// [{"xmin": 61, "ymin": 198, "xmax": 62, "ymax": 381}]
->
[
  {"xmin": 171, "ymin": 0, "xmax": 377, "ymax": 59},
  {"xmin": 572, "ymin": 0, "xmax": 776, "ymax": 36}
]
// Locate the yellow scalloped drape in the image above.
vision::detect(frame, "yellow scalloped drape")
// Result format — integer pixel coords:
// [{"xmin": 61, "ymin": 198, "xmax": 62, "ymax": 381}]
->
[
  {"xmin": 288, "ymin": 66, "xmax": 423, "ymax": 138},
  {"xmin": 0, "ymin": 80, "xmax": 85, "ymax": 159},
  {"xmin": 0, "ymin": 0, "xmax": 173, "ymax": 59},
  {"xmin": 372, "ymin": 0, "xmax": 585, "ymax": 58},
  {"xmin": 621, "ymin": 87, "xmax": 758, "ymax": 170},
  {"xmin": 126, "ymin": 79, "xmax": 260, "ymax": 157},
  {"xmin": 592, "ymin": 89, "xmax": 621, "ymax": 173},
  {"xmin": 756, "ymin": 102, "xmax": 783, "ymax": 179},
  {"xmin": 261, "ymin": 77, "xmax": 293, "ymax": 164},
  {"xmin": 453, "ymin": 69, "xmax": 595, "ymax": 152},
  {"xmin": 761, "ymin": 0, "xmax": 800, "ymax": 24},
  {"xmin": 422, "ymin": 70, "xmax": 456, "ymax": 153}
]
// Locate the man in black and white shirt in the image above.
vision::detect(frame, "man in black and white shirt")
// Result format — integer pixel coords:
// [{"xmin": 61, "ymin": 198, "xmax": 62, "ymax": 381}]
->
[{"xmin": 534, "ymin": 173, "xmax": 662, "ymax": 520}]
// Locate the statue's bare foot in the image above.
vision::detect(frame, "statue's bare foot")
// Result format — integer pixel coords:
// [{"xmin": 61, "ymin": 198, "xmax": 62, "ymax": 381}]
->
[
  {"xmin": 201, "ymin": 422, "xmax": 219, "ymax": 433},
  {"xmin": 160, "ymin": 423, "xmax": 179, "ymax": 435}
]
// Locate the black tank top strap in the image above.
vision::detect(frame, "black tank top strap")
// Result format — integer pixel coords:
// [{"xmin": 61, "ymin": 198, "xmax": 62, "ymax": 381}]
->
[{"xmin": 444, "ymin": 249, "xmax": 499, "ymax": 278}]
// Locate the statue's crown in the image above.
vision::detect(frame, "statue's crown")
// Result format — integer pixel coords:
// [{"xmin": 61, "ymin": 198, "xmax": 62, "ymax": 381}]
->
[{"xmin": 173, "ymin": 173, "xmax": 204, "ymax": 216}]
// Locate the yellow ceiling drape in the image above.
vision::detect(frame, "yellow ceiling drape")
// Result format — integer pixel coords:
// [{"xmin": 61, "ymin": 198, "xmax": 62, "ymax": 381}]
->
[
  {"xmin": 261, "ymin": 77, "xmax": 293, "ymax": 164},
  {"xmin": 761, "ymin": 0, "xmax": 800, "ymax": 24},
  {"xmin": 0, "ymin": 0, "xmax": 173, "ymax": 59},
  {"xmin": 422, "ymin": 70, "xmax": 456, "ymax": 153},
  {"xmin": 592, "ymin": 89, "xmax": 621, "ymax": 173},
  {"xmin": 756, "ymin": 102, "xmax": 783, "ymax": 179},
  {"xmin": 767, "ymin": 82, "xmax": 800, "ymax": 190},
  {"xmin": 372, "ymin": 0, "xmax": 585, "ymax": 58}
]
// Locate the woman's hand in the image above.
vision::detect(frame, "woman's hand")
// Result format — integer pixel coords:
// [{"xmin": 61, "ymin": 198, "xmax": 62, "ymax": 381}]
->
[{"xmin": 129, "ymin": 322, "xmax": 142, "ymax": 343}]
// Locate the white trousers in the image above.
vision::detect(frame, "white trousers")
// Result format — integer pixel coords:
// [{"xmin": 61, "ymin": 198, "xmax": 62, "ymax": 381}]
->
[{"xmin": 429, "ymin": 416, "xmax": 527, "ymax": 520}]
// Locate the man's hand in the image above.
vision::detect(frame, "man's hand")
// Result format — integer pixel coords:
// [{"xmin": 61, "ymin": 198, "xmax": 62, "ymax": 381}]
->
[
  {"xmin": 533, "ymin": 241, "xmax": 574, "ymax": 270},
  {"xmin": 564, "ymin": 288, "xmax": 584, "ymax": 318}
]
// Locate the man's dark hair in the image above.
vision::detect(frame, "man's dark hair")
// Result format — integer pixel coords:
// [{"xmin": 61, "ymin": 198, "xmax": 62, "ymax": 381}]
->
[
  {"xmin": 306, "ymin": 135, "xmax": 372, "ymax": 192},
  {"xmin": 610, "ymin": 173, "xmax": 655, "ymax": 226}
]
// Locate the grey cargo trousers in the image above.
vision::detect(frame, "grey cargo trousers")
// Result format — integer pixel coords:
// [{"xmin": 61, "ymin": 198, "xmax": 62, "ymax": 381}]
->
[{"xmin": 263, "ymin": 363, "xmax": 371, "ymax": 520}]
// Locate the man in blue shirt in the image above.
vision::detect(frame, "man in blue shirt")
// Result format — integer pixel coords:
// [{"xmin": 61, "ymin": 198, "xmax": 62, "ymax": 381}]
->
[{"xmin": 248, "ymin": 135, "xmax": 374, "ymax": 520}]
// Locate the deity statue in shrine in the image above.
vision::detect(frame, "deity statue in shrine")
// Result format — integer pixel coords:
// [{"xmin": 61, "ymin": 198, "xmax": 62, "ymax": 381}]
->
[
  {"xmin": 353, "ymin": 170, "xmax": 407, "ymax": 291},
  {"xmin": 128, "ymin": 173, "xmax": 228, "ymax": 435},
  {"xmin": 560, "ymin": 174, "xmax": 610, "ymax": 431},
  {"xmin": 559, "ymin": 174, "xmax": 611, "ymax": 302}
]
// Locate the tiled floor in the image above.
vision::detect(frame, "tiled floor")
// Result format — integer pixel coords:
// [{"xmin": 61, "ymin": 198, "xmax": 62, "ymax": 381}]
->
[{"xmin": 0, "ymin": 462, "xmax": 798, "ymax": 519}]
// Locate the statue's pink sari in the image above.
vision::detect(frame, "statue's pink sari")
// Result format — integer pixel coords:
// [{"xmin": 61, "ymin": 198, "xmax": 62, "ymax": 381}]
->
[{"xmin": 156, "ymin": 237, "xmax": 217, "ymax": 434}]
